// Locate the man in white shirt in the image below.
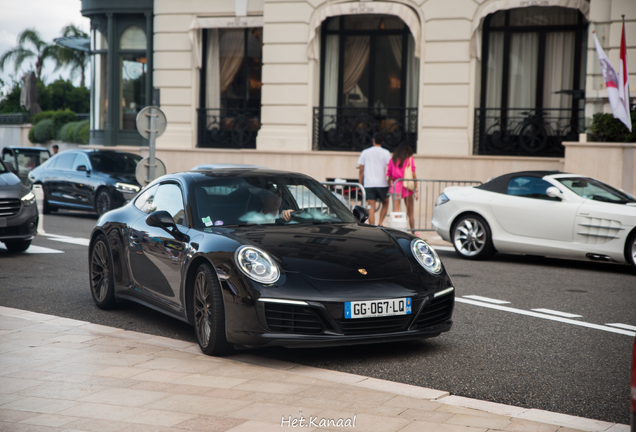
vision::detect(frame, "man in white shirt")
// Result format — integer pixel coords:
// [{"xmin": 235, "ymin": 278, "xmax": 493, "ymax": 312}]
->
[{"xmin": 358, "ymin": 133, "xmax": 391, "ymax": 226}]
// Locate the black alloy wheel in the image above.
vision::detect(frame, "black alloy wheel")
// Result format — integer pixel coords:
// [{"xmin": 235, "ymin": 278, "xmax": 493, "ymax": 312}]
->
[
  {"xmin": 4, "ymin": 240, "xmax": 31, "ymax": 252},
  {"xmin": 42, "ymin": 188, "xmax": 55, "ymax": 214},
  {"xmin": 95, "ymin": 189, "xmax": 112, "ymax": 216},
  {"xmin": 452, "ymin": 214, "xmax": 496, "ymax": 260},
  {"xmin": 193, "ymin": 263, "xmax": 231, "ymax": 356},
  {"xmin": 89, "ymin": 235, "xmax": 117, "ymax": 309}
]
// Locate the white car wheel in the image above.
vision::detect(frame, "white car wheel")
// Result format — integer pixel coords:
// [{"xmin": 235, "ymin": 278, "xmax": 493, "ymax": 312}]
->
[
  {"xmin": 452, "ymin": 215, "xmax": 495, "ymax": 260},
  {"xmin": 626, "ymin": 231, "xmax": 636, "ymax": 271}
]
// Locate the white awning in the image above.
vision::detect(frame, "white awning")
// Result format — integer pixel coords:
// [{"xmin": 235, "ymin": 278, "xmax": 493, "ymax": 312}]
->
[
  {"xmin": 307, "ymin": 2, "xmax": 422, "ymax": 60},
  {"xmin": 470, "ymin": 0, "xmax": 590, "ymax": 59},
  {"xmin": 189, "ymin": 16, "xmax": 264, "ymax": 69}
]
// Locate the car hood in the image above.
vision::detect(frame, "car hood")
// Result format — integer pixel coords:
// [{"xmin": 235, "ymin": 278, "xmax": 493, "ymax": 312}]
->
[
  {"xmin": 108, "ymin": 173, "xmax": 139, "ymax": 185},
  {"xmin": 0, "ymin": 172, "xmax": 24, "ymax": 198},
  {"xmin": 230, "ymin": 224, "xmax": 413, "ymax": 281}
]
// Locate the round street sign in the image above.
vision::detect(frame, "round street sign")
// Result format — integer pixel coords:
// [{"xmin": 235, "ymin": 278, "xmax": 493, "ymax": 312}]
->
[
  {"xmin": 136, "ymin": 106, "xmax": 167, "ymax": 139},
  {"xmin": 135, "ymin": 157, "xmax": 167, "ymax": 187}
]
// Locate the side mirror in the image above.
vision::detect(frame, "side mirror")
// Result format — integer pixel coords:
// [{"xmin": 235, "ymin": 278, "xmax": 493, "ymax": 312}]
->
[
  {"xmin": 546, "ymin": 186, "xmax": 565, "ymax": 200},
  {"xmin": 76, "ymin": 165, "xmax": 87, "ymax": 172},
  {"xmin": 352, "ymin": 205, "xmax": 369, "ymax": 223},
  {"xmin": 4, "ymin": 161, "xmax": 17, "ymax": 174},
  {"xmin": 146, "ymin": 210, "xmax": 189, "ymax": 242}
]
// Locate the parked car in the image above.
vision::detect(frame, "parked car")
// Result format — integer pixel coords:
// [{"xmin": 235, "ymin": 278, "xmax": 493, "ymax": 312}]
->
[
  {"xmin": 432, "ymin": 170, "xmax": 636, "ymax": 269},
  {"xmin": 88, "ymin": 168, "xmax": 454, "ymax": 355},
  {"xmin": 0, "ymin": 159, "xmax": 38, "ymax": 252},
  {"xmin": 29, "ymin": 150, "xmax": 142, "ymax": 216},
  {"xmin": 1, "ymin": 146, "xmax": 51, "ymax": 186}
]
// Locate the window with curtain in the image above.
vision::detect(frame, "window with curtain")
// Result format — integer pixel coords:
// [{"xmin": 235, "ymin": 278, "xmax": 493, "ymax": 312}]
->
[
  {"xmin": 320, "ymin": 15, "xmax": 419, "ymax": 110},
  {"xmin": 119, "ymin": 26, "xmax": 147, "ymax": 130},
  {"xmin": 204, "ymin": 27, "xmax": 262, "ymax": 111},
  {"xmin": 481, "ymin": 7, "xmax": 586, "ymax": 114}
]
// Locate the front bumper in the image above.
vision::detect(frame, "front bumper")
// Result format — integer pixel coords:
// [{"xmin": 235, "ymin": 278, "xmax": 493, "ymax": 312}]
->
[{"xmin": 0, "ymin": 202, "xmax": 38, "ymax": 242}]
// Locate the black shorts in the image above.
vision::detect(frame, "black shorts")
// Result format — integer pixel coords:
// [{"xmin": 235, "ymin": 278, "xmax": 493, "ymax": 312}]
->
[{"xmin": 365, "ymin": 187, "xmax": 389, "ymax": 202}]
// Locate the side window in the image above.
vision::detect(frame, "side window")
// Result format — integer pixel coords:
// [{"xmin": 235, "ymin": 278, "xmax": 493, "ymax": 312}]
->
[
  {"xmin": 152, "ymin": 183, "xmax": 186, "ymax": 226},
  {"xmin": 2, "ymin": 151, "xmax": 12, "ymax": 163},
  {"xmin": 507, "ymin": 177, "xmax": 556, "ymax": 201},
  {"xmin": 55, "ymin": 153, "xmax": 76, "ymax": 170},
  {"xmin": 134, "ymin": 184, "xmax": 158, "ymax": 214},
  {"xmin": 72, "ymin": 154, "xmax": 90, "ymax": 171}
]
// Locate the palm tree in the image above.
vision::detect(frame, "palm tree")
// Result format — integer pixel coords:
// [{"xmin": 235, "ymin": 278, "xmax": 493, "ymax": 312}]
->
[
  {"xmin": 0, "ymin": 28, "xmax": 59, "ymax": 80},
  {"xmin": 57, "ymin": 24, "xmax": 89, "ymax": 87}
]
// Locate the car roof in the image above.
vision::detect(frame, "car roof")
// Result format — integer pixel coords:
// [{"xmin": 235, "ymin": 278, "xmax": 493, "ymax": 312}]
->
[
  {"xmin": 191, "ymin": 163, "xmax": 266, "ymax": 170},
  {"xmin": 2, "ymin": 147, "xmax": 51, "ymax": 152},
  {"xmin": 187, "ymin": 168, "xmax": 309, "ymax": 179},
  {"xmin": 477, "ymin": 170, "xmax": 564, "ymax": 194}
]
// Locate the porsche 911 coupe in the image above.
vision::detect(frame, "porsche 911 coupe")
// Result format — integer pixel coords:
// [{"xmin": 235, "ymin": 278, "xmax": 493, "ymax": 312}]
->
[
  {"xmin": 432, "ymin": 170, "xmax": 636, "ymax": 269},
  {"xmin": 89, "ymin": 168, "xmax": 455, "ymax": 355}
]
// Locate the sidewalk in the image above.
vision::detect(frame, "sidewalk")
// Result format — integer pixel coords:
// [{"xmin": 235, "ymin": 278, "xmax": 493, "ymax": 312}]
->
[{"xmin": 0, "ymin": 306, "xmax": 628, "ymax": 432}]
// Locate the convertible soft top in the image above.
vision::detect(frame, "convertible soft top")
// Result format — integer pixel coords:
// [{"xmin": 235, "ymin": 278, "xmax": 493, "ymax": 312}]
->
[{"xmin": 476, "ymin": 171, "xmax": 563, "ymax": 194}]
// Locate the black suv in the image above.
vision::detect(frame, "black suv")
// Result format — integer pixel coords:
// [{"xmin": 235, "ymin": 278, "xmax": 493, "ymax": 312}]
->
[
  {"xmin": 28, "ymin": 150, "xmax": 142, "ymax": 216},
  {"xmin": 0, "ymin": 160, "xmax": 38, "ymax": 252}
]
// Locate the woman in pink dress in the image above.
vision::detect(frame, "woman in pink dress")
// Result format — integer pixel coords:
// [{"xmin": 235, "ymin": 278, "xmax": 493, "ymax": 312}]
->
[{"xmin": 387, "ymin": 144, "xmax": 418, "ymax": 230}]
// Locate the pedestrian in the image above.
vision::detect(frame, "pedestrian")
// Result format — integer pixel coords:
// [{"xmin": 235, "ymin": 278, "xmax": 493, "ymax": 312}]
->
[
  {"xmin": 51, "ymin": 144, "xmax": 59, "ymax": 155},
  {"xmin": 357, "ymin": 133, "xmax": 391, "ymax": 226},
  {"xmin": 387, "ymin": 143, "xmax": 418, "ymax": 230}
]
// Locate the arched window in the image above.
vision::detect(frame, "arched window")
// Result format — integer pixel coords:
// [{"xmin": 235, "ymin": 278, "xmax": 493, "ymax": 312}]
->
[
  {"xmin": 476, "ymin": 7, "xmax": 587, "ymax": 157},
  {"xmin": 120, "ymin": 26, "xmax": 146, "ymax": 50}
]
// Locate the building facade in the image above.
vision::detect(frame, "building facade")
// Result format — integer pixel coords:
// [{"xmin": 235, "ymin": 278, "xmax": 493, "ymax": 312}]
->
[{"xmin": 81, "ymin": 0, "xmax": 636, "ymax": 183}]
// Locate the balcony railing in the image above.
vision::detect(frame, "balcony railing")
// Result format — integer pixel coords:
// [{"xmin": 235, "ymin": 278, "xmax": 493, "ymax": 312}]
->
[
  {"xmin": 474, "ymin": 108, "xmax": 584, "ymax": 157},
  {"xmin": 0, "ymin": 113, "xmax": 32, "ymax": 125},
  {"xmin": 313, "ymin": 107, "xmax": 418, "ymax": 152},
  {"xmin": 197, "ymin": 108, "xmax": 260, "ymax": 149}
]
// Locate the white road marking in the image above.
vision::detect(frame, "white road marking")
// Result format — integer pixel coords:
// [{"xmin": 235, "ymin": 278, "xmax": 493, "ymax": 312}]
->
[
  {"xmin": 456, "ymin": 298, "xmax": 635, "ymax": 337},
  {"xmin": 605, "ymin": 323, "xmax": 636, "ymax": 332},
  {"xmin": 432, "ymin": 246, "xmax": 455, "ymax": 252},
  {"xmin": 41, "ymin": 233, "xmax": 90, "ymax": 246},
  {"xmin": 530, "ymin": 308, "xmax": 582, "ymax": 318},
  {"xmin": 0, "ymin": 245, "xmax": 64, "ymax": 254},
  {"xmin": 462, "ymin": 295, "xmax": 510, "ymax": 305}
]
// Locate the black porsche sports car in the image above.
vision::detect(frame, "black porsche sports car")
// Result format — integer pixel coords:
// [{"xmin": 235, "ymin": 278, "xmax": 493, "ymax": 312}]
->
[{"xmin": 89, "ymin": 169, "xmax": 454, "ymax": 355}]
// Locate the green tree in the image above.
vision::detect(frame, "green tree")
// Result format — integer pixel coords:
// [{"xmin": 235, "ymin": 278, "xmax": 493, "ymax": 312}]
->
[
  {"xmin": 56, "ymin": 24, "xmax": 89, "ymax": 87},
  {"xmin": 0, "ymin": 28, "xmax": 60, "ymax": 80}
]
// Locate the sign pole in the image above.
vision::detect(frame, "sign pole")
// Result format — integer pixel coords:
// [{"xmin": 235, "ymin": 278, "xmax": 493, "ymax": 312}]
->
[{"xmin": 148, "ymin": 107, "xmax": 157, "ymax": 182}]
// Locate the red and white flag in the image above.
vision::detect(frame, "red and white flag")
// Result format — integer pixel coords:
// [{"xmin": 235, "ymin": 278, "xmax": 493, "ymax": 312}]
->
[
  {"xmin": 618, "ymin": 22, "xmax": 631, "ymax": 132},
  {"xmin": 594, "ymin": 32, "xmax": 632, "ymax": 131}
]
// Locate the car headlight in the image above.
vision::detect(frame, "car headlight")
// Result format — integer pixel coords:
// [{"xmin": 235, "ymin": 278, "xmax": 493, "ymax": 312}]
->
[
  {"xmin": 21, "ymin": 191, "xmax": 36, "ymax": 206},
  {"xmin": 411, "ymin": 239, "xmax": 442, "ymax": 274},
  {"xmin": 435, "ymin": 193, "xmax": 449, "ymax": 206},
  {"xmin": 235, "ymin": 246, "xmax": 280, "ymax": 284},
  {"xmin": 115, "ymin": 183, "xmax": 140, "ymax": 193}
]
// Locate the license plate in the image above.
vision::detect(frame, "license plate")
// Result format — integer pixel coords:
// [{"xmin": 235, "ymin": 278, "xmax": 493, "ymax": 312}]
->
[{"xmin": 344, "ymin": 298, "xmax": 412, "ymax": 319}]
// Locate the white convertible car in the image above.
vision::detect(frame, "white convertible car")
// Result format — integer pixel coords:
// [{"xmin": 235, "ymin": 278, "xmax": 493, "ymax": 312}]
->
[{"xmin": 432, "ymin": 171, "xmax": 636, "ymax": 269}]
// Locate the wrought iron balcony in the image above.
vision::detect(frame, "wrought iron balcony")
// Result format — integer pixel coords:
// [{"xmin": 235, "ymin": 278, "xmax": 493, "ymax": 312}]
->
[
  {"xmin": 0, "ymin": 114, "xmax": 32, "ymax": 125},
  {"xmin": 313, "ymin": 107, "xmax": 418, "ymax": 152},
  {"xmin": 197, "ymin": 108, "xmax": 260, "ymax": 149},
  {"xmin": 474, "ymin": 108, "xmax": 584, "ymax": 157}
]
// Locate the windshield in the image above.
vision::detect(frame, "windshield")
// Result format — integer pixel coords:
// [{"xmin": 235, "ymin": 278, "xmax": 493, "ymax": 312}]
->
[
  {"xmin": 16, "ymin": 151, "xmax": 47, "ymax": 172},
  {"xmin": 190, "ymin": 175, "xmax": 357, "ymax": 229},
  {"xmin": 557, "ymin": 177, "xmax": 636, "ymax": 204},
  {"xmin": 89, "ymin": 152, "xmax": 141, "ymax": 174}
]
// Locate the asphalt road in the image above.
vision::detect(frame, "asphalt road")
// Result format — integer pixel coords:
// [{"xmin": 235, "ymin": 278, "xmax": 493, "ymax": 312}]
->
[{"xmin": 0, "ymin": 210, "xmax": 634, "ymax": 424}]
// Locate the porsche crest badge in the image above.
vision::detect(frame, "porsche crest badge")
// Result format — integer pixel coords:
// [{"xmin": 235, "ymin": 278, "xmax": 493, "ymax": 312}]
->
[{"xmin": 358, "ymin": 269, "xmax": 367, "ymax": 275}]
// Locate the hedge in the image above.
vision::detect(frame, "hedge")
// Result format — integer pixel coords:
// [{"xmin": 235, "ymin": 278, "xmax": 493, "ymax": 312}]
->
[
  {"xmin": 73, "ymin": 120, "xmax": 89, "ymax": 144},
  {"xmin": 30, "ymin": 109, "xmax": 78, "ymax": 143},
  {"xmin": 589, "ymin": 111, "xmax": 636, "ymax": 142},
  {"xmin": 32, "ymin": 119, "xmax": 54, "ymax": 143}
]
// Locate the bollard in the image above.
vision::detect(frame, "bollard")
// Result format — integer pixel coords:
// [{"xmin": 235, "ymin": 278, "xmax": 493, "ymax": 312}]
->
[{"xmin": 32, "ymin": 184, "xmax": 45, "ymax": 234}]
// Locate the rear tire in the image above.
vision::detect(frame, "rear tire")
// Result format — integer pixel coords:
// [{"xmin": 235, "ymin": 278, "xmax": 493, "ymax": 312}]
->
[
  {"xmin": 4, "ymin": 240, "xmax": 31, "ymax": 252},
  {"xmin": 625, "ymin": 230, "xmax": 636, "ymax": 271},
  {"xmin": 89, "ymin": 234, "xmax": 117, "ymax": 309},
  {"xmin": 192, "ymin": 263, "xmax": 231, "ymax": 356},
  {"xmin": 451, "ymin": 214, "xmax": 495, "ymax": 260},
  {"xmin": 42, "ymin": 188, "xmax": 56, "ymax": 214}
]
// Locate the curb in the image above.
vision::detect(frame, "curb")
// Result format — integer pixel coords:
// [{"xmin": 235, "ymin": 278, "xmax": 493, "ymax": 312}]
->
[{"xmin": 0, "ymin": 306, "xmax": 628, "ymax": 432}]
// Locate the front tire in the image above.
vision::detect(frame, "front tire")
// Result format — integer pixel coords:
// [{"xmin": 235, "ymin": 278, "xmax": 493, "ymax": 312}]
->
[
  {"xmin": 4, "ymin": 240, "xmax": 31, "ymax": 252},
  {"xmin": 95, "ymin": 189, "xmax": 112, "ymax": 216},
  {"xmin": 452, "ymin": 214, "xmax": 495, "ymax": 260},
  {"xmin": 89, "ymin": 234, "xmax": 117, "ymax": 309},
  {"xmin": 625, "ymin": 230, "xmax": 636, "ymax": 271},
  {"xmin": 193, "ymin": 263, "xmax": 231, "ymax": 356}
]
